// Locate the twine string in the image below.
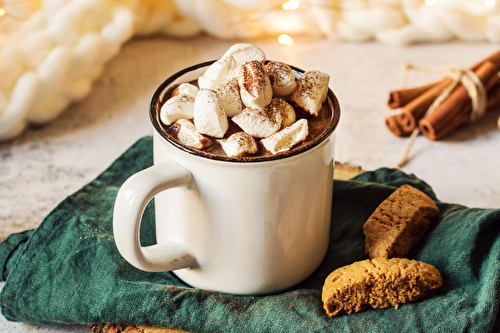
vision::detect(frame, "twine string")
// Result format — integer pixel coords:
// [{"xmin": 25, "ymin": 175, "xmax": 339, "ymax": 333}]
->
[{"xmin": 395, "ymin": 63, "xmax": 487, "ymax": 168}]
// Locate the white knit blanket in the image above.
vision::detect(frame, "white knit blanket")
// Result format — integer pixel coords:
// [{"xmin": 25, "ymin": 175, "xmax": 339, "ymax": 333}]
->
[{"xmin": 0, "ymin": 0, "xmax": 499, "ymax": 140}]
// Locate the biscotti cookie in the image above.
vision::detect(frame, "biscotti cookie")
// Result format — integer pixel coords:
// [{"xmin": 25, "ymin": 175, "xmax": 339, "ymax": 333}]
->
[
  {"xmin": 322, "ymin": 258, "xmax": 443, "ymax": 317},
  {"xmin": 363, "ymin": 184, "xmax": 439, "ymax": 259}
]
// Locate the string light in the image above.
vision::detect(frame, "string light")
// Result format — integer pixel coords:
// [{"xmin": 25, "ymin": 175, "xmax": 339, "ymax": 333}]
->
[
  {"xmin": 0, "ymin": 7, "xmax": 6, "ymax": 18},
  {"xmin": 278, "ymin": 2, "xmax": 299, "ymax": 45},
  {"xmin": 278, "ymin": 34, "xmax": 294, "ymax": 46},
  {"xmin": 282, "ymin": 0, "xmax": 300, "ymax": 10}
]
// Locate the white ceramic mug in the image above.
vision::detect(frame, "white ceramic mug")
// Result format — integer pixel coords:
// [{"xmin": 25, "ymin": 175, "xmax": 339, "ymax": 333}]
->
[{"xmin": 113, "ymin": 61, "xmax": 341, "ymax": 295}]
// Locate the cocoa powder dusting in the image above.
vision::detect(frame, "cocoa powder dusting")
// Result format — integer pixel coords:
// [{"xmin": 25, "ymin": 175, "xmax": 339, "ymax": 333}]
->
[
  {"xmin": 215, "ymin": 78, "xmax": 239, "ymax": 96},
  {"xmin": 158, "ymin": 76, "xmax": 333, "ymax": 160},
  {"xmin": 298, "ymin": 71, "xmax": 328, "ymax": 100},
  {"xmin": 266, "ymin": 61, "xmax": 293, "ymax": 89},
  {"xmin": 240, "ymin": 61, "xmax": 267, "ymax": 98}
]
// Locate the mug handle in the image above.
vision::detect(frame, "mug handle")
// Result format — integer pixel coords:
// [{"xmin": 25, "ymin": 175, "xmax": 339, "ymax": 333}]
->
[{"xmin": 113, "ymin": 159, "xmax": 196, "ymax": 272}]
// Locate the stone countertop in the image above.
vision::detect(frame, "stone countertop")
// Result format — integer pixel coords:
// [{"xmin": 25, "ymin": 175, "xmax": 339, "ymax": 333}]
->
[{"xmin": 0, "ymin": 35, "xmax": 499, "ymax": 332}]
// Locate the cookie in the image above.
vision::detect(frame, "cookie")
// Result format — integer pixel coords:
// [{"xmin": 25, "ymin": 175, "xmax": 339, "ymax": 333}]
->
[
  {"xmin": 363, "ymin": 184, "xmax": 439, "ymax": 259},
  {"xmin": 322, "ymin": 258, "xmax": 443, "ymax": 317}
]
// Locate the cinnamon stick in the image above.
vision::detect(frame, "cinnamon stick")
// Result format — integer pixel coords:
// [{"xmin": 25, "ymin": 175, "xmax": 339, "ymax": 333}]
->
[
  {"xmin": 419, "ymin": 60, "xmax": 498, "ymax": 140},
  {"xmin": 385, "ymin": 114, "xmax": 412, "ymax": 137},
  {"xmin": 388, "ymin": 81, "xmax": 439, "ymax": 109}
]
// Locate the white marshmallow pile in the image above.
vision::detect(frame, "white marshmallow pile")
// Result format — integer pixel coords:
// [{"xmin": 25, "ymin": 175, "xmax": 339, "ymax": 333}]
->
[{"xmin": 163, "ymin": 44, "xmax": 330, "ymax": 158}]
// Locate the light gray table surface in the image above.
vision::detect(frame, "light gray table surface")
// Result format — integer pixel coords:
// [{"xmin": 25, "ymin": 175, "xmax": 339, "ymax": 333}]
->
[{"xmin": 1, "ymin": 35, "xmax": 499, "ymax": 332}]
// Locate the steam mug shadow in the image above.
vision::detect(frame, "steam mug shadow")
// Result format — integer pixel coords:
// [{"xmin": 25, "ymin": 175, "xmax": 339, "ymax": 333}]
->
[{"xmin": 113, "ymin": 61, "xmax": 341, "ymax": 295}]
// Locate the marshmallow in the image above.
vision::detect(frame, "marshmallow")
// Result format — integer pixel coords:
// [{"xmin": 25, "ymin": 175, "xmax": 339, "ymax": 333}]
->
[
  {"xmin": 219, "ymin": 132, "xmax": 258, "ymax": 157},
  {"xmin": 171, "ymin": 83, "xmax": 199, "ymax": 98},
  {"xmin": 222, "ymin": 43, "xmax": 266, "ymax": 66},
  {"xmin": 290, "ymin": 70, "xmax": 330, "ymax": 116},
  {"xmin": 265, "ymin": 61, "xmax": 297, "ymax": 97},
  {"xmin": 261, "ymin": 119, "xmax": 309, "ymax": 154},
  {"xmin": 160, "ymin": 94, "xmax": 195, "ymax": 125},
  {"xmin": 268, "ymin": 98, "xmax": 296, "ymax": 128},
  {"xmin": 214, "ymin": 78, "xmax": 244, "ymax": 117},
  {"xmin": 198, "ymin": 55, "xmax": 237, "ymax": 90},
  {"xmin": 232, "ymin": 106, "xmax": 282, "ymax": 138},
  {"xmin": 174, "ymin": 119, "xmax": 213, "ymax": 150},
  {"xmin": 194, "ymin": 89, "xmax": 229, "ymax": 138},
  {"xmin": 237, "ymin": 60, "xmax": 273, "ymax": 108}
]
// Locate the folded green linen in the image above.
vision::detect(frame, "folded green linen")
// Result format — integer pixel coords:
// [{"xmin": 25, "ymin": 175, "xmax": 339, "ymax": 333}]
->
[{"xmin": 1, "ymin": 136, "xmax": 500, "ymax": 333}]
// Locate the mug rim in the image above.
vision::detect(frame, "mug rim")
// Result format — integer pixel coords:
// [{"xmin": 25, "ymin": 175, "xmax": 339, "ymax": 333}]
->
[{"xmin": 149, "ymin": 60, "xmax": 341, "ymax": 163}]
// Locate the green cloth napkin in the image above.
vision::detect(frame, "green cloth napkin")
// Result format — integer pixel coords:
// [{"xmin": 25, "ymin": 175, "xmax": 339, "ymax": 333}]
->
[{"xmin": 1, "ymin": 136, "xmax": 500, "ymax": 333}]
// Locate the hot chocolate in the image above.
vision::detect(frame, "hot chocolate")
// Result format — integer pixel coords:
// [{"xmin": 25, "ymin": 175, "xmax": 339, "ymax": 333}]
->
[{"xmin": 156, "ymin": 44, "xmax": 335, "ymax": 160}]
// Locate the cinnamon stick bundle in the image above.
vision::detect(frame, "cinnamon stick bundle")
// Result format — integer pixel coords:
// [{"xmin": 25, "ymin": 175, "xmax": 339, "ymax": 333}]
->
[
  {"xmin": 385, "ymin": 79, "xmax": 452, "ymax": 137},
  {"xmin": 420, "ymin": 62, "xmax": 499, "ymax": 140},
  {"xmin": 385, "ymin": 50, "xmax": 500, "ymax": 139}
]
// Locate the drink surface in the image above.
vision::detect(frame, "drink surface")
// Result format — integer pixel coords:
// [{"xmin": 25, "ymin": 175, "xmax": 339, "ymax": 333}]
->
[{"xmin": 158, "ymin": 80, "xmax": 333, "ymax": 159}]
